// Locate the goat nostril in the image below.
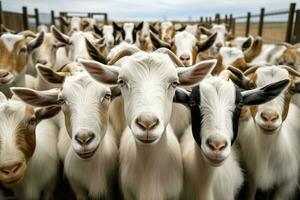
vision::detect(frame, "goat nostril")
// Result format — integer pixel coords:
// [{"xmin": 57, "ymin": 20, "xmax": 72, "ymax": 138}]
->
[
  {"xmin": 1, "ymin": 163, "xmax": 21, "ymax": 174},
  {"xmin": 37, "ymin": 60, "xmax": 48, "ymax": 65},
  {"xmin": 75, "ymin": 132, "xmax": 95, "ymax": 146},
  {"xmin": 136, "ymin": 113, "xmax": 159, "ymax": 131},
  {"xmin": 261, "ymin": 112, "xmax": 279, "ymax": 122},
  {"xmin": 180, "ymin": 55, "xmax": 191, "ymax": 61},
  {"xmin": 207, "ymin": 139, "xmax": 227, "ymax": 152}
]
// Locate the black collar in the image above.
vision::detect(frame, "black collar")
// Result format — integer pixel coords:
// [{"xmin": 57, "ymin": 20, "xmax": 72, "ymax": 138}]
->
[{"xmin": 189, "ymin": 85, "xmax": 243, "ymax": 148}]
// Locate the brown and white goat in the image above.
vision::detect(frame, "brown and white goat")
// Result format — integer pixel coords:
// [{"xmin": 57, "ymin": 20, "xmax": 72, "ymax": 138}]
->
[
  {"xmin": 0, "ymin": 31, "xmax": 44, "ymax": 97},
  {"xmin": 0, "ymin": 92, "xmax": 60, "ymax": 200}
]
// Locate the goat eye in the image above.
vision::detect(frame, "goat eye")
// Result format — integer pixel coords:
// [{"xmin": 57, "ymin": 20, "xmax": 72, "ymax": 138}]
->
[
  {"xmin": 118, "ymin": 79, "xmax": 126, "ymax": 87},
  {"xmin": 104, "ymin": 93, "xmax": 111, "ymax": 100},
  {"xmin": 52, "ymin": 44, "xmax": 57, "ymax": 49},
  {"xmin": 57, "ymin": 96, "xmax": 65, "ymax": 104},
  {"xmin": 19, "ymin": 47, "xmax": 27, "ymax": 54},
  {"xmin": 170, "ymin": 81, "xmax": 179, "ymax": 88},
  {"xmin": 27, "ymin": 117, "xmax": 36, "ymax": 127}
]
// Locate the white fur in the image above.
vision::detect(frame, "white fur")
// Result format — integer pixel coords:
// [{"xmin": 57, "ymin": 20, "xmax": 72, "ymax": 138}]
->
[
  {"xmin": 103, "ymin": 25, "xmax": 115, "ymax": 48},
  {"xmin": 181, "ymin": 77, "xmax": 243, "ymax": 200},
  {"xmin": 0, "ymin": 100, "xmax": 59, "ymax": 200},
  {"xmin": 1, "ymin": 33, "xmax": 24, "ymax": 52},
  {"xmin": 57, "ymin": 73, "xmax": 118, "ymax": 199},
  {"xmin": 185, "ymin": 24, "xmax": 198, "ymax": 37},
  {"xmin": 123, "ymin": 23, "xmax": 135, "ymax": 44},
  {"xmin": 238, "ymin": 66, "xmax": 300, "ymax": 199},
  {"xmin": 174, "ymin": 31, "xmax": 197, "ymax": 66},
  {"xmin": 251, "ymin": 44, "xmax": 287, "ymax": 65},
  {"xmin": 211, "ymin": 24, "xmax": 227, "ymax": 54},
  {"xmin": 219, "ymin": 47, "xmax": 244, "ymax": 66}
]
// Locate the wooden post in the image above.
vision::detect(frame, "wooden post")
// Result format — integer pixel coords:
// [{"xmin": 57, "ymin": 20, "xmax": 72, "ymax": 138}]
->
[
  {"xmin": 245, "ymin": 12, "xmax": 251, "ymax": 36},
  {"xmin": 258, "ymin": 8, "xmax": 265, "ymax": 36},
  {"xmin": 51, "ymin": 10, "xmax": 55, "ymax": 25},
  {"xmin": 200, "ymin": 17, "xmax": 203, "ymax": 24},
  {"xmin": 0, "ymin": 1, "xmax": 2, "ymax": 34},
  {"xmin": 209, "ymin": 17, "xmax": 212, "ymax": 25},
  {"xmin": 293, "ymin": 9, "xmax": 300, "ymax": 43},
  {"xmin": 229, "ymin": 14, "xmax": 233, "ymax": 31},
  {"xmin": 205, "ymin": 17, "xmax": 208, "ymax": 27},
  {"xmin": 34, "ymin": 8, "xmax": 40, "ymax": 28},
  {"xmin": 104, "ymin": 13, "xmax": 108, "ymax": 24},
  {"xmin": 286, "ymin": 3, "xmax": 296, "ymax": 43},
  {"xmin": 215, "ymin": 13, "xmax": 220, "ymax": 24},
  {"xmin": 22, "ymin": 6, "xmax": 29, "ymax": 30},
  {"xmin": 225, "ymin": 14, "xmax": 228, "ymax": 25},
  {"xmin": 232, "ymin": 18, "xmax": 236, "ymax": 36}
]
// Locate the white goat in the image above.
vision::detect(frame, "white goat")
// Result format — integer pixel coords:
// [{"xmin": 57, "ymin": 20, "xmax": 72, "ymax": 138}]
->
[{"xmin": 80, "ymin": 50, "xmax": 216, "ymax": 200}]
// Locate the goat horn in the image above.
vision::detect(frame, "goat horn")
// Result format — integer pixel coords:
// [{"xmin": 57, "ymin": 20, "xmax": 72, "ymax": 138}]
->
[
  {"xmin": 108, "ymin": 49, "xmax": 139, "ymax": 65},
  {"xmin": 279, "ymin": 65, "xmax": 300, "ymax": 77},
  {"xmin": 18, "ymin": 30, "xmax": 36, "ymax": 38},
  {"xmin": 155, "ymin": 47, "xmax": 185, "ymax": 68}
]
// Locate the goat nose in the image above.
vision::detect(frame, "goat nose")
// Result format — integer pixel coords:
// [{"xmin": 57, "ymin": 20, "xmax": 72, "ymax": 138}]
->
[
  {"xmin": 0, "ymin": 70, "xmax": 9, "ymax": 78},
  {"xmin": 216, "ymin": 42, "xmax": 223, "ymax": 48},
  {"xmin": 261, "ymin": 112, "xmax": 279, "ymax": 123},
  {"xmin": 125, "ymin": 38, "xmax": 132, "ymax": 43},
  {"xmin": 1, "ymin": 163, "xmax": 22, "ymax": 175},
  {"xmin": 75, "ymin": 131, "xmax": 96, "ymax": 146},
  {"xmin": 179, "ymin": 54, "xmax": 191, "ymax": 61},
  {"xmin": 207, "ymin": 138, "xmax": 228, "ymax": 152},
  {"xmin": 136, "ymin": 112, "xmax": 159, "ymax": 131},
  {"xmin": 37, "ymin": 60, "xmax": 48, "ymax": 65}
]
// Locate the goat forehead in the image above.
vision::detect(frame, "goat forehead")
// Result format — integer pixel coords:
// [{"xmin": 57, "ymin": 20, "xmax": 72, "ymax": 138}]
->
[
  {"xmin": 103, "ymin": 25, "xmax": 113, "ymax": 34},
  {"xmin": 124, "ymin": 23, "xmax": 134, "ymax": 31},
  {"xmin": 63, "ymin": 73, "xmax": 108, "ymax": 98},
  {"xmin": 212, "ymin": 25, "xmax": 226, "ymax": 32},
  {"xmin": 255, "ymin": 66, "xmax": 289, "ymax": 86},
  {"xmin": 1, "ymin": 33, "xmax": 25, "ymax": 52},
  {"xmin": 220, "ymin": 47, "xmax": 244, "ymax": 64},
  {"xmin": 161, "ymin": 22, "xmax": 173, "ymax": 31},
  {"xmin": 185, "ymin": 25, "xmax": 197, "ymax": 34},
  {"xmin": 120, "ymin": 52, "xmax": 177, "ymax": 80},
  {"xmin": 0, "ymin": 101, "xmax": 26, "ymax": 138},
  {"xmin": 175, "ymin": 31, "xmax": 196, "ymax": 48}
]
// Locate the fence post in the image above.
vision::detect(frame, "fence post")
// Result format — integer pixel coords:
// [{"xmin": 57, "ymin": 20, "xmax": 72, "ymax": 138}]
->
[
  {"xmin": 293, "ymin": 9, "xmax": 300, "ymax": 43},
  {"xmin": 229, "ymin": 14, "xmax": 233, "ymax": 31},
  {"xmin": 258, "ymin": 8, "xmax": 265, "ymax": 36},
  {"xmin": 51, "ymin": 10, "xmax": 55, "ymax": 25},
  {"xmin": 286, "ymin": 3, "xmax": 296, "ymax": 43},
  {"xmin": 0, "ymin": 1, "xmax": 2, "ymax": 34},
  {"xmin": 232, "ymin": 18, "xmax": 236, "ymax": 36},
  {"xmin": 104, "ymin": 13, "xmax": 108, "ymax": 25},
  {"xmin": 215, "ymin": 13, "xmax": 220, "ymax": 24},
  {"xmin": 225, "ymin": 14, "xmax": 228, "ymax": 25},
  {"xmin": 200, "ymin": 17, "xmax": 203, "ymax": 24},
  {"xmin": 34, "ymin": 8, "xmax": 40, "ymax": 29},
  {"xmin": 22, "ymin": 6, "xmax": 29, "ymax": 30},
  {"xmin": 205, "ymin": 17, "xmax": 208, "ymax": 27},
  {"xmin": 245, "ymin": 12, "xmax": 251, "ymax": 36},
  {"xmin": 209, "ymin": 17, "xmax": 212, "ymax": 25}
]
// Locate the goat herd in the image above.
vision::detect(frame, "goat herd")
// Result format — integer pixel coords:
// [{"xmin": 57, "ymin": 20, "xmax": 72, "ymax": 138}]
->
[{"xmin": 0, "ymin": 16, "xmax": 299, "ymax": 200}]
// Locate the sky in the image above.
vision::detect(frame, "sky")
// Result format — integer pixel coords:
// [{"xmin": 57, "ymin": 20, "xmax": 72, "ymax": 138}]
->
[{"xmin": 2, "ymin": 0, "xmax": 298, "ymax": 21}]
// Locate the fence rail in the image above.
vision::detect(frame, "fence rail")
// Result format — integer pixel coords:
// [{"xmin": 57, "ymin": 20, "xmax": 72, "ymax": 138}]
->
[{"xmin": 0, "ymin": 1, "xmax": 299, "ymax": 44}]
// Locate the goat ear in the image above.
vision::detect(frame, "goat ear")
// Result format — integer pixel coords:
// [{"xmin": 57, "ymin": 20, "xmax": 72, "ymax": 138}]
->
[
  {"xmin": 242, "ymin": 79, "xmax": 289, "ymax": 105},
  {"xmin": 199, "ymin": 26, "xmax": 213, "ymax": 36},
  {"xmin": 173, "ymin": 87, "xmax": 190, "ymax": 107},
  {"xmin": 197, "ymin": 32, "xmax": 217, "ymax": 52},
  {"xmin": 135, "ymin": 22, "xmax": 144, "ymax": 31},
  {"xmin": 85, "ymin": 38, "xmax": 107, "ymax": 64},
  {"xmin": 242, "ymin": 36, "xmax": 253, "ymax": 51},
  {"xmin": 11, "ymin": 87, "xmax": 60, "ymax": 107},
  {"xmin": 113, "ymin": 22, "xmax": 123, "ymax": 32},
  {"xmin": 27, "ymin": 31, "xmax": 44, "ymax": 52},
  {"xmin": 59, "ymin": 16, "xmax": 70, "ymax": 26},
  {"xmin": 36, "ymin": 64, "xmax": 66, "ymax": 84},
  {"xmin": 93, "ymin": 24, "xmax": 103, "ymax": 37},
  {"xmin": 227, "ymin": 66, "xmax": 251, "ymax": 89},
  {"xmin": 294, "ymin": 81, "xmax": 300, "ymax": 93},
  {"xmin": 178, "ymin": 59, "xmax": 216, "ymax": 86},
  {"xmin": 35, "ymin": 106, "xmax": 61, "ymax": 123},
  {"xmin": 150, "ymin": 31, "xmax": 171, "ymax": 50},
  {"xmin": 149, "ymin": 24, "xmax": 159, "ymax": 35},
  {"xmin": 51, "ymin": 25, "xmax": 71, "ymax": 45},
  {"xmin": 78, "ymin": 58, "xmax": 119, "ymax": 85}
]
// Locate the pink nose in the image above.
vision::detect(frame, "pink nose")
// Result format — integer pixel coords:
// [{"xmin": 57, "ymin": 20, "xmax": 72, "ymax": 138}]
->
[
  {"xmin": 136, "ymin": 112, "xmax": 159, "ymax": 131},
  {"xmin": 75, "ymin": 130, "xmax": 96, "ymax": 146},
  {"xmin": 260, "ymin": 112, "xmax": 279, "ymax": 123},
  {"xmin": 37, "ymin": 60, "xmax": 48, "ymax": 65},
  {"xmin": 207, "ymin": 138, "xmax": 228, "ymax": 153},
  {"xmin": 125, "ymin": 38, "xmax": 132, "ymax": 43},
  {"xmin": 216, "ymin": 42, "xmax": 223, "ymax": 48},
  {"xmin": 179, "ymin": 54, "xmax": 191, "ymax": 61},
  {"xmin": 1, "ymin": 163, "xmax": 22, "ymax": 176}
]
